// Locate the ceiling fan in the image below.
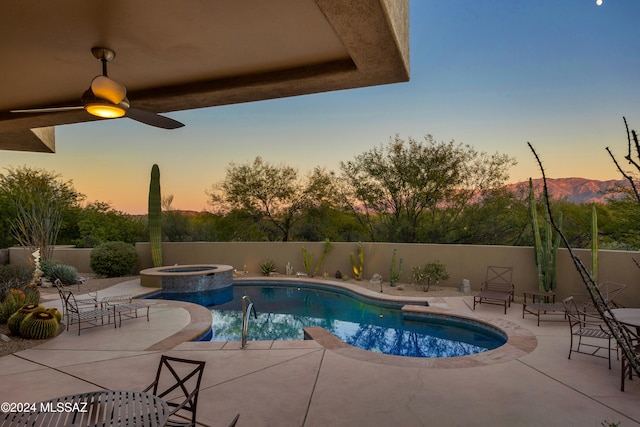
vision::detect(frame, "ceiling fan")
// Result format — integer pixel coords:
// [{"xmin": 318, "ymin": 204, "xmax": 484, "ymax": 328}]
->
[{"xmin": 11, "ymin": 47, "xmax": 184, "ymax": 129}]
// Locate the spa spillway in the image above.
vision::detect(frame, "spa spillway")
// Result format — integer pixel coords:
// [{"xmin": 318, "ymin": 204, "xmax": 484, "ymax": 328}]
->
[{"xmin": 140, "ymin": 264, "xmax": 234, "ymax": 295}]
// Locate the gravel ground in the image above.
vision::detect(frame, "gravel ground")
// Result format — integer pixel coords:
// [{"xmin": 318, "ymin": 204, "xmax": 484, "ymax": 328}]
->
[
  {"xmin": 0, "ymin": 276, "xmax": 138, "ymax": 357},
  {"xmin": 0, "ymin": 275, "xmax": 465, "ymax": 357}
]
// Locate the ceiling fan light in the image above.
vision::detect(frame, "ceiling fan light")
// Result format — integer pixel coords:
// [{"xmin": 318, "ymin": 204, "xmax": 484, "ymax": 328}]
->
[
  {"xmin": 82, "ymin": 89, "xmax": 128, "ymax": 118},
  {"xmin": 85, "ymin": 103, "xmax": 126, "ymax": 118}
]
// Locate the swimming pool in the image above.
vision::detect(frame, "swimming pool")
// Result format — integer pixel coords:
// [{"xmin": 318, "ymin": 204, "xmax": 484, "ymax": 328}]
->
[{"xmin": 158, "ymin": 280, "xmax": 507, "ymax": 358}]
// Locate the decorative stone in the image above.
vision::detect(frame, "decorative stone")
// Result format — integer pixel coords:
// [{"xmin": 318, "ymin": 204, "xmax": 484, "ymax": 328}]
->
[
  {"xmin": 369, "ymin": 273, "xmax": 383, "ymax": 285},
  {"xmin": 460, "ymin": 279, "xmax": 471, "ymax": 294}
]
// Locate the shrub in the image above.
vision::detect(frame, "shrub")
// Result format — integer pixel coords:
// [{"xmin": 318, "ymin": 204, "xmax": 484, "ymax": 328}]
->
[
  {"xmin": 412, "ymin": 261, "xmax": 450, "ymax": 292},
  {"xmin": 39, "ymin": 258, "xmax": 61, "ymax": 279},
  {"xmin": 47, "ymin": 264, "xmax": 78, "ymax": 285},
  {"xmin": 90, "ymin": 241, "xmax": 138, "ymax": 277},
  {"xmin": 0, "ymin": 265, "xmax": 34, "ymax": 300}
]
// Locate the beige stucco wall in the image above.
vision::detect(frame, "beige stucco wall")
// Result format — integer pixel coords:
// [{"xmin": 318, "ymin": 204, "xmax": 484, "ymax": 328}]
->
[{"xmin": 9, "ymin": 242, "xmax": 640, "ymax": 307}]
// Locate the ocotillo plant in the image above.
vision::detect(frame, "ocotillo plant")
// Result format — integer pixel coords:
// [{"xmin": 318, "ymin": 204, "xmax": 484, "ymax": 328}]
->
[
  {"xmin": 148, "ymin": 164, "xmax": 162, "ymax": 267},
  {"xmin": 591, "ymin": 203, "xmax": 598, "ymax": 284},
  {"xmin": 529, "ymin": 178, "xmax": 562, "ymax": 292},
  {"xmin": 350, "ymin": 242, "xmax": 364, "ymax": 280}
]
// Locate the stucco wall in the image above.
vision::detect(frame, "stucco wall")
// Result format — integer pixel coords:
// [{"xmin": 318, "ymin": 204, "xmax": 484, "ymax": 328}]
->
[{"xmin": 9, "ymin": 242, "xmax": 640, "ymax": 307}]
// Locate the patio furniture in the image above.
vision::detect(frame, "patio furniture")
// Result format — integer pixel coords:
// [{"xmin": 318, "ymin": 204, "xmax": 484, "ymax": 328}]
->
[
  {"xmin": 54, "ymin": 279, "xmax": 98, "ymax": 321},
  {"xmin": 604, "ymin": 308, "xmax": 640, "ymax": 391},
  {"xmin": 0, "ymin": 389, "xmax": 170, "ymax": 426},
  {"xmin": 574, "ymin": 281, "xmax": 628, "ymax": 313},
  {"xmin": 101, "ymin": 294, "xmax": 150, "ymax": 327},
  {"xmin": 522, "ymin": 290, "xmax": 566, "ymax": 326},
  {"xmin": 62, "ymin": 290, "xmax": 116, "ymax": 335},
  {"xmin": 562, "ymin": 296, "xmax": 616, "ymax": 369},
  {"xmin": 473, "ymin": 266, "xmax": 515, "ymax": 314},
  {"xmin": 143, "ymin": 355, "xmax": 220, "ymax": 427},
  {"xmin": 618, "ymin": 324, "xmax": 640, "ymax": 392}
]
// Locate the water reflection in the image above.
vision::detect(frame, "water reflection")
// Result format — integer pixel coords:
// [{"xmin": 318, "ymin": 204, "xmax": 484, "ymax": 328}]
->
[{"xmin": 205, "ymin": 285, "xmax": 505, "ymax": 358}]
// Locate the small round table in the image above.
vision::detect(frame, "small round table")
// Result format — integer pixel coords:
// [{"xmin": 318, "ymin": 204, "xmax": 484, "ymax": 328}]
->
[
  {"xmin": 0, "ymin": 390, "xmax": 170, "ymax": 426},
  {"xmin": 610, "ymin": 308, "xmax": 640, "ymax": 334}
]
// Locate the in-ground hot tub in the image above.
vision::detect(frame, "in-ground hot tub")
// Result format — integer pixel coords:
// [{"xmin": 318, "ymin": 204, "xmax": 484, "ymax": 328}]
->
[{"xmin": 140, "ymin": 264, "xmax": 234, "ymax": 295}]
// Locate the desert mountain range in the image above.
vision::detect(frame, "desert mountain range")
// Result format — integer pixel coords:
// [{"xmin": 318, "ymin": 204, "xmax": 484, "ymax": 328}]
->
[{"xmin": 508, "ymin": 177, "xmax": 629, "ymax": 204}]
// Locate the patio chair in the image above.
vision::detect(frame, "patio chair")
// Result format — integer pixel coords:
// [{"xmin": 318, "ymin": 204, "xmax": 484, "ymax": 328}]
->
[
  {"xmin": 562, "ymin": 296, "xmax": 616, "ymax": 369},
  {"xmin": 576, "ymin": 281, "xmax": 628, "ymax": 313},
  {"xmin": 62, "ymin": 290, "xmax": 116, "ymax": 335},
  {"xmin": 143, "ymin": 355, "xmax": 239, "ymax": 427},
  {"xmin": 473, "ymin": 266, "xmax": 515, "ymax": 314},
  {"xmin": 522, "ymin": 290, "xmax": 566, "ymax": 326},
  {"xmin": 54, "ymin": 279, "xmax": 98, "ymax": 321}
]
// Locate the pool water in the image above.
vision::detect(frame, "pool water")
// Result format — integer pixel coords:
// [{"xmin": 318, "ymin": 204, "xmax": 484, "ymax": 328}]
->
[{"xmin": 167, "ymin": 282, "xmax": 507, "ymax": 358}]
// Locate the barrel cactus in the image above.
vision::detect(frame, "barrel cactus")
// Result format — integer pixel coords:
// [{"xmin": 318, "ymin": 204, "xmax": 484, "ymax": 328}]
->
[
  {"xmin": 24, "ymin": 284, "xmax": 40, "ymax": 305},
  {"xmin": 7, "ymin": 304, "xmax": 44, "ymax": 335},
  {"xmin": 46, "ymin": 307, "xmax": 62, "ymax": 323},
  {"xmin": 8, "ymin": 289, "xmax": 26, "ymax": 306},
  {"xmin": 19, "ymin": 311, "xmax": 59, "ymax": 340}
]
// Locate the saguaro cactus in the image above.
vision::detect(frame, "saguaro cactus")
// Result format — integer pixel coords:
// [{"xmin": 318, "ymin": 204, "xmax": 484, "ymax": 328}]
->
[
  {"xmin": 529, "ymin": 178, "xmax": 562, "ymax": 292},
  {"xmin": 149, "ymin": 164, "xmax": 162, "ymax": 267}
]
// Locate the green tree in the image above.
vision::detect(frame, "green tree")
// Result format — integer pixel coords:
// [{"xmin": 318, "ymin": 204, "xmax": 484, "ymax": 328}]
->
[
  {"xmin": 339, "ymin": 135, "xmax": 516, "ymax": 242},
  {"xmin": 160, "ymin": 195, "xmax": 193, "ymax": 242},
  {"xmin": 208, "ymin": 157, "xmax": 339, "ymax": 241},
  {"xmin": 0, "ymin": 166, "xmax": 84, "ymax": 257},
  {"xmin": 446, "ymin": 186, "xmax": 530, "ymax": 245},
  {"xmin": 74, "ymin": 202, "xmax": 146, "ymax": 247}
]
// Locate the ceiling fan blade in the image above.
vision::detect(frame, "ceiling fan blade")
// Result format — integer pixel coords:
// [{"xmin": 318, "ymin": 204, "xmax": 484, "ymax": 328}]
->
[
  {"xmin": 126, "ymin": 108, "xmax": 185, "ymax": 129},
  {"xmin": 11, "ymin": 106, "xmax": 84, "ymax": 113},
  {"xmin": 91, "ymin": 75, "xmax": 127, "ymax": 104}
]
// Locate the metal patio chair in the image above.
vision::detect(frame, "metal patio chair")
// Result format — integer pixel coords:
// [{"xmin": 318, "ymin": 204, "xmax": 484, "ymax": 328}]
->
[
  {"xmin": 61, "ymin": 290, "xmax": 116, "ymax": 335},
  {"xmin": 143, "ymin": 355, "xmax": 239, "ymax": 427},
  {"xmin": 562, "ymin": 296, "xmax": 616, "ymax": 369},
  {"xmin": 473, "ymin": 266, "xmax": 515, "ymax": 314}
]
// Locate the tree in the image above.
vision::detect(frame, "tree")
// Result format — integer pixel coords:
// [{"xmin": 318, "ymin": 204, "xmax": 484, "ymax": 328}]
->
[
  {"xmin": 208, "ymin": 157, "xmax": 339, "ymax": 241},
  {"xmin": 0, "ymin": 166, "xmax": 84, "ymax": 258},
  {"xmin": 339, "ymin": 135, "xmax": 516, "ymax": 242},
  {"xmin": 160, "ymin": 196, "xmax": 195, "ymax": 242},
  {"xmin": 74, "ymin": 202, "xmax": 146, "ymax": 247}
]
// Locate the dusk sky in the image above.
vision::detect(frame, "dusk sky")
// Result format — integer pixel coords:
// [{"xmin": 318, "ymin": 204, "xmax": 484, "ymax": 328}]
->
[{"xmin": 2, "ymin": 0, "xmax": 639, "ymax": 214}]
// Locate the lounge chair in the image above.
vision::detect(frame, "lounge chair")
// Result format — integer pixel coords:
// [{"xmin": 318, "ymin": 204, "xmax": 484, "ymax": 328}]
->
[
  {"xmin": 562, "ymin": 296, "xmax": 616, "ymax": 369},
  {"xmin": 473, "ymin": 266, "xmax": 515, "ymax": 314},
  {"xmin": 62, "ymin": 290, "xmax": 116, "ymax": 335},
  {"xmin": 54, "ymin": 279, "xmax": 98, "ymax": 321},
  {"xmin": 101, "ymin": 294, "xmax": 150, "ymax": 327},
  {"xmin": 522, "ymin": 290, "xmax": 566, "ymax": 326}
]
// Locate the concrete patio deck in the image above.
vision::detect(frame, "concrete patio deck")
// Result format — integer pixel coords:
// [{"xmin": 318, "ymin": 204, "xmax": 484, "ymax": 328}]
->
[{"xmin": 1, "ymin": 279, "xmax": 639, "ymax": 426}]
